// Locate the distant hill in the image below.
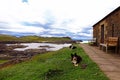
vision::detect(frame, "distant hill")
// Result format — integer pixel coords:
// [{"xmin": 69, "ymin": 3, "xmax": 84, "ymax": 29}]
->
[
  {"xmin": 0, "ymin": 34, "xmax": 73, "ymax": 43},
  {"xmin": 0, "ymin": 34, "xmax": 19, "ymax": 42}
]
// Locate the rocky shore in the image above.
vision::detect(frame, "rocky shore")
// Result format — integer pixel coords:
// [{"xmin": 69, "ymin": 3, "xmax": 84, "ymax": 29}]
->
[
  {"xmin": 0, "ymin": 43, "xmax": 48, "ymax": 69},
  {"xmin": 0, "ymin": 40, "xmax": 75, "ymax": 69}
]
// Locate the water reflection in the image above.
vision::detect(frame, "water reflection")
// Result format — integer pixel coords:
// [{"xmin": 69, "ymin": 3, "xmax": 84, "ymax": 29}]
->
[{"xmin": 10, "ymin": 43, "xmax": 71, "ymax": 51}]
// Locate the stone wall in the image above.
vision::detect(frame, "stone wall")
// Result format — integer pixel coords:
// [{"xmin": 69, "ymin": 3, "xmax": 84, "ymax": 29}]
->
[{"xmin": 93, "ymin": 7, "xmax": 120, "ymax": 53}]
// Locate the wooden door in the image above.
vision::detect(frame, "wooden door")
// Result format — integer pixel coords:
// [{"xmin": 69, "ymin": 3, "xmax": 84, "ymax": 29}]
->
[{"xmin": 101, "ymin": 25, "xmax": 104, "ymax": 43}]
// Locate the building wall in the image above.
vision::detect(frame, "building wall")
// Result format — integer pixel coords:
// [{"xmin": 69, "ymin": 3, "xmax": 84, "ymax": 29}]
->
[
  {"xmin": 93, "ymin": 20, "xmax": 108, "ymax": 45},
  {"xmin": 93, "ymin": 23, "xmax": 99, "ymax": 46},
  {"xmin": 93, "ymin": 7, "xmax": 120, "ymax": 53},
  {"xmin": 106, "ymin": 10, "xmax": 120, "ymax": 37}
]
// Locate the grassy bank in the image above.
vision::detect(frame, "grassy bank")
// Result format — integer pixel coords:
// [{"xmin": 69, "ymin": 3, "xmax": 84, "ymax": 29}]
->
[
  {"xmin": 20, "ymin": 36, "xmax": 72, "ymax": 42},
  {"xmin": 0, "ymin": 44, "xmax": 109, "ymax": 80},
  {"xmin": 0, "ymin": 60, "xmax": 8, "ymax": 64},
  {"xmin": 0, "ymin": 34, "xmax": 72, "ymax": 43}
]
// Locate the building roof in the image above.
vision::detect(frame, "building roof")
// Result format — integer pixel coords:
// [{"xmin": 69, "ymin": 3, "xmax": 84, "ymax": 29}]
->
[{"xmin": 93, "ymin": 6, "xmax": 120, "ymax": 27}]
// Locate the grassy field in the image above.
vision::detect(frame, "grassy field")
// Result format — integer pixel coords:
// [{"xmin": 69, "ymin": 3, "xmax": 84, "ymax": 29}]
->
[
  {"xmin": 20, "ymin": 36, "xmax": 71, "ymax": 42},
  {"xmin": 0, "ymin": 44, "xmax": 109, "ymax": 80},
  {"xmin": 0, "ymin": 60, "xmax": 8, "ymax": 64},
  {"xmin": 0, "ymin": 34, "xmax": 19, "ymax": 42},
  {"xmin": 0, "ymin": 34, "xmax": 72, "ymax": 43}
]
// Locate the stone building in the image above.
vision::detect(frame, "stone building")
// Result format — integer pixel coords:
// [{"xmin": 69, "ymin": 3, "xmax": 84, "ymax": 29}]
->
[{"xmin": 93, "ymin": 6, "xmax": 120, "ymax": 52}]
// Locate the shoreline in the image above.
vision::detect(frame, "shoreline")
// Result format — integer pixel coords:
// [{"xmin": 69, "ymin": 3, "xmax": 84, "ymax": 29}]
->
[{"xmin": 0, "ymin": 42, "xmax": 72, "ymax": 69}]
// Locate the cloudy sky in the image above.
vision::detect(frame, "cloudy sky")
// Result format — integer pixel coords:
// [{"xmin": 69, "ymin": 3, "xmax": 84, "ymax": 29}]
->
[{"xmin": 0, "ymin": 0, "xmax": 119, "ymax": 40}]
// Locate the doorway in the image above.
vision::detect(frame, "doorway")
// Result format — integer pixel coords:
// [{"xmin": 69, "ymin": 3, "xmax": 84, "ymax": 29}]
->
[{"xmin": 101, "ymin": 25, "xmax": 104, "ymax": 43}]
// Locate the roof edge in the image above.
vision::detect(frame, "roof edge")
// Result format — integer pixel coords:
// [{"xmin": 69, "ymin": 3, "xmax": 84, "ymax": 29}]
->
[{"xmin": 93, "ymin": 6, "xmax": 120, "ymax": 27}]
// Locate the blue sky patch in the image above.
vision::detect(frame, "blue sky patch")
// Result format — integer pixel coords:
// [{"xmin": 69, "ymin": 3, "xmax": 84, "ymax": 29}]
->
[{"xmin": 22, "ymin": 0, "xmax": 28, "ymax": 3}]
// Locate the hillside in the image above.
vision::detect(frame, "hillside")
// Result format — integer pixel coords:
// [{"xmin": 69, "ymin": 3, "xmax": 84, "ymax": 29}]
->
[
  {"xmin": 0, "ymin": 34, "xmax": 73, "ymax": 43},
  {"xmin": 0, "ymin": 34, "xmax": 18, "ymax": 41},
  {"xmin": 20, "ymin": 36, "xmax": 72, "ymax": 42},
  {"xmin": 0, "ymin": 44, "xmax": 109, "ymax": 80}
]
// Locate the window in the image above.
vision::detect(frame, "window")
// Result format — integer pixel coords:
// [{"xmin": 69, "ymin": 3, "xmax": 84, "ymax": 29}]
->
[{"xmin": 112, "ymin": 24, "xmax": 114, "ymax": 37}]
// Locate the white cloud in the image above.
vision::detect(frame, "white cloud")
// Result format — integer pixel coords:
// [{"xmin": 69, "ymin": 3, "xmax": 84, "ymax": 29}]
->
[
  {"xmin": 49, "ymin": 29, "xmax": 66, "ymax": 34},
  {"xmin": 0, "ymin": 0, "xmax": 120, "ymax": 39},
  {"xmin": 0, "ymin": 22, "xmax": 45, "ymax": 34}
]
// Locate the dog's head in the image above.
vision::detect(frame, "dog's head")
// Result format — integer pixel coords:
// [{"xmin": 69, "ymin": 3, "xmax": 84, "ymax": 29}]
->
[{"xmin": 71, "ymin": 53, "xmax": 78, "ymax": 65}]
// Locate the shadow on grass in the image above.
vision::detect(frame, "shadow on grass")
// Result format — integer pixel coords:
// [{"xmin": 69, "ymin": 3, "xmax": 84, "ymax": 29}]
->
[{"xmin": 44, "ymin": 69, "xmax": 63, "ymax": 80}]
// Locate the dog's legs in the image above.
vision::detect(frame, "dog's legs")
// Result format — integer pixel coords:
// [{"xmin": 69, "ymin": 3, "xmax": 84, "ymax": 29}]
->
[{"xmin": 74, "ymin": 63, "xmax": 78, "ymax": 66}]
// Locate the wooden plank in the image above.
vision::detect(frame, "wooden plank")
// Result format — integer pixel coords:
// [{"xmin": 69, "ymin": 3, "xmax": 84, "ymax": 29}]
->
[{"xmin": 99, "ymin": 37, "xmax": 118, "ymax": 53}]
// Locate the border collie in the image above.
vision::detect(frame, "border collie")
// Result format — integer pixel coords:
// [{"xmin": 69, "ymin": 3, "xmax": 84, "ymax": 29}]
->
[
  {"xmin": 71, "ymin": 53, "xmax": 82, "ymax": 66},
  {"xmin": 69, "ymin": 45, "xmax": 77, "ymax": 49}
]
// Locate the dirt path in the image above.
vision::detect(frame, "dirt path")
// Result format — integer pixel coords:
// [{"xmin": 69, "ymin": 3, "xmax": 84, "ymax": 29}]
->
[{"xmin": 80, "ymin": 43, "xmax": 120, "ymax": 80}]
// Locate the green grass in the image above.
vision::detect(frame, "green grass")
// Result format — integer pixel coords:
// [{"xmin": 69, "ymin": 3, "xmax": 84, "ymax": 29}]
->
[
  {"xmin": 0, "ymin": 60, "xmax": 8, "ymax": 64},
  {"xmin": 0, "ymin": 34, "xmax": 72, "ymax": 42},
  {"xmin": 0, "ymin": 34, "xmax": 19, "ymax": 42},
  {"xmin": 20, "ymin": 36, "xmax": 71, "ymax": 42},
  {"xmin": 0, "ymin": 44, "xmax": 109, "ymax": 80}
]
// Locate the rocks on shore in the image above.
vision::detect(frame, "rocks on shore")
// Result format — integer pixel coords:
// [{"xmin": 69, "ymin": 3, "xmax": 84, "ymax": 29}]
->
[{"xmin": 0, "ymin": 43, "xmax": 48, "ymax": 69}]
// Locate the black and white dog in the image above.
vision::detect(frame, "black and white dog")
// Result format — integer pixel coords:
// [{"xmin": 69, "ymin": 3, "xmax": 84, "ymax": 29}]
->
[
  {"xmin": 69, "ymin": 45, "xmax": 77, "ymax": 49},
  {"xmin": 71, "ymin": 53, "xmax": 82, "ymax": 66}
]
